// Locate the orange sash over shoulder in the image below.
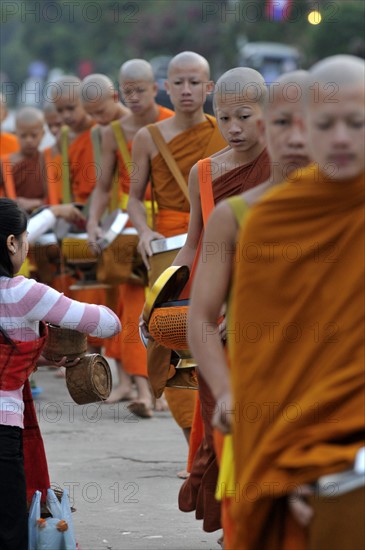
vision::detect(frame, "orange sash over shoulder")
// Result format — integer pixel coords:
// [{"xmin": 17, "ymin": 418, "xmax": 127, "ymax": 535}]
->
[
  {"xmin": 0, "ymin": 132, "xmax": 19, "ymax": 156},
  {"xmin": 230, "ymin": 165, "xmax": 365, "ymax": 550}
]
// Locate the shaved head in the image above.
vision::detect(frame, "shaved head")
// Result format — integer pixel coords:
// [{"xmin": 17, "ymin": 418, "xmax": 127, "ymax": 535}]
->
[
  {"xmin": 214, "ymin": 67, "xmax": 267, "ymax": 109},
  {"xmin": 267, "ymin": 70, "xmax": 308, "ymax": 109},
  {"xmin": 308, "ymin": 55, "xmax": 365, "ymax": 88},
  {"xmin": 81, "ymin": 74, "xmax": 115, "ymax": 103},
  {"xmin": 168, "ymin": 51, "xmax": 210, "ymax": 80},
  {"xmin": 304, "ymin": 55, "xmax": 365, "ymax": 181},
  {"xmin": 51, "ymin": 75, "xmax": 81, "ymax": 101},
  {"xmin": 119, "ymin": 59, "xmax": 154, "ymax": 83},
  {"xmin": 15, "ymin": 107, "xmax": 44, "ymax": 127},
  {"xmin": 43, "ymin": 101, "xmax": 58, "ymax": 114}
]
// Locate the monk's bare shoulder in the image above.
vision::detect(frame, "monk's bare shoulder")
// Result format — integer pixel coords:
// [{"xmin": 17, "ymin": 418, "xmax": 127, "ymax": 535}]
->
[
  {"xmin": 133, "ymin": 126, "xmax": 155, "ymax": 158},
  {"xmin": 101, "ymin": 124, "xmax": 117, "ymax": 151},
  {"xmin": 205, "ymin": 200, "xmax": 238, "ymax": 247},
  {"xmin": 242, "ymin": 180, "xmax": 274, "ymax": 207}
]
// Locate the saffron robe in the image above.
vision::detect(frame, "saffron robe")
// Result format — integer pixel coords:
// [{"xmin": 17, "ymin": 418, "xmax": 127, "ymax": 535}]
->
[
  {"xmin": 230, "ymin": 165, "xmax": 365, "ymax": 549},
  {"xmin": 179, "ymin": 149, "xmax": 271, "ymax": 532},
  {"xmin": 0, "ymin": 132, "xmax": 19, "ymax": 156},
  {"xmin": 106, "ymin": 105, "xmax": 174, "ymax": 376}
]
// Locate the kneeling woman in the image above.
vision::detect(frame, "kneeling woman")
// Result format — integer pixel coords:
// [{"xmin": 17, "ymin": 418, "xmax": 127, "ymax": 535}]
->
[{"xmin": 0, "ymin": 198, "xmax": 121, "ymax": 550}]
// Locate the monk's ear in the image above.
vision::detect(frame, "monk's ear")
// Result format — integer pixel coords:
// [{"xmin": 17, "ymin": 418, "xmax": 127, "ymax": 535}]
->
[
  {"xmin": 112, "ymin": 90, "xmax": 119, "ymax": 102},
  {"xmin": 164, "ymin": 79, "xmax": 170, "ymax": 95},
  {"xmin": 205, "ymin": 80, "xmax": 214, "ymax": 95},
  {"xmin": 152, "ymin": 82, "xmax": 158, "ymax": 98}
]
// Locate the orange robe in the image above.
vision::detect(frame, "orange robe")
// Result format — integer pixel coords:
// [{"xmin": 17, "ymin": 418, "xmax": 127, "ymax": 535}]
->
[
  {"xmin": 68, "ymin": 126, "xmax": 97, "ymax": 204},
  {"xmin": 66, "ymin": 126, "xmax": 106, "ymax": 342},
  {"xmin": 0, "ymin": 132, "xmax": 19, "ymax": 156},
  {"xmin": 43, "ymin": 146, "xmax": 62, "ymax": 205},
  {"xmin": 148, "ymin": 118, "xmax": 227, "ymax": 430},
  {"xmin": 106, "ymin": 105, "xmax": 174, "ymax": 376},
  {"xmin": 179, "ymin": 151, "xmax": 271, "ymax": 532},
  {"xmin": 230, "ymin": 166, "xmax": 365, "ymax": 549}
]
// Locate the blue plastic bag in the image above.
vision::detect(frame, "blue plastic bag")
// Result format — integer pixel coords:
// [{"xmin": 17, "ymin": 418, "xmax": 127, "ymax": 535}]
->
[{"xmin": 28, "ymin": 488, "xmax": 76, "ymax": 550}]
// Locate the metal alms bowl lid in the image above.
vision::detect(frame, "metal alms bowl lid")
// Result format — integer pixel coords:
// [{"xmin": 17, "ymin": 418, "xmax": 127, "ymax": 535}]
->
[{"xmin": 142, "ymin": 265, "xmax": 190, "ymax": 324}]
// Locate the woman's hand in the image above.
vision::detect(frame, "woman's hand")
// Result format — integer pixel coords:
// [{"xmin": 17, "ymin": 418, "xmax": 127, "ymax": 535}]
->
[{"xmin": 37, "ymin": 355, "xmax": 81, "ymax": 368}]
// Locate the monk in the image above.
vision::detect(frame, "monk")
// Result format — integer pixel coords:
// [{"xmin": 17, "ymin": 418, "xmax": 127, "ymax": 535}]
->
[
  {"xmin": 166, "ymin": 67, "xmax": 270, "ymax": 534},
  {"xmin": 87, "ymin": 60, "xmax": 174, "ymax": 412},
  {"xmin": 0, "ymin": 107, "xmax": 46, "ymax": 211},
  {"xmin": 128, "ymin": 51, "xmax": 227, "ymax": 458},
  {"xmin": 187, "ymin": 71, "xmax": 310, "ymax": 546},
  {"xmin": 43, "ymin": 102, "xmax": 63, "ymax": 204},
  {"xmin": 0, "ymin": 93, "xmax": 19, "ymax": 156},
  {"xmin": 51, "ymin": 76, "xmax": 107, "ymax": 350},
  {"xmin": 81, "ymin": 73, "xmax": 130, "ymax": 126},
  {"xmin": 52, "ymin": 75, "xmax": 97, "ymax": 204},
  {"xmin": 229, "ymin": 55, "xmax": 365, "ymax": 550}
]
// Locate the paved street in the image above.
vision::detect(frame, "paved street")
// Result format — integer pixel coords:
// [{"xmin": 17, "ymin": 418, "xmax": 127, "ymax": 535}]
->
[{"xmin": 34, "ymin": 361, "xmax": 221, "ymax": 550}]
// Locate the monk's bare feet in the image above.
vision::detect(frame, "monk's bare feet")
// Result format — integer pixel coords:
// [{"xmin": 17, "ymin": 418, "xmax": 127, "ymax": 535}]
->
[
  {"xmin": 177, "ymin": 469, "xmax": 190, "ymax": 479},
  {"xmin": 105, "ymin": 384, "xmax": 137, "ymax": 404},
  {"xmin": 127, "ymin": 400, "xmax": 153, "ymax": 418},
  {"xmin": 154, "ymin": 394, "xmax": 169, "ymax": 412}
]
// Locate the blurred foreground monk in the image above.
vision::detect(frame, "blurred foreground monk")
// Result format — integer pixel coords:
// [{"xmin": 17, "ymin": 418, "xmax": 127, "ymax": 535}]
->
[
  {"xmin": 229, "ymin": 55, "xmax": 365, "ymax": 550},
  {"xmin": 174, "ymin": 67, "xmax": 271, "ymax": 534},
  {"xmin": 86, "ymin": 62, "xmax": 173, "ymax": 413},
  {"xmin": 0, "ymin": 93, "xmax": 19, "ymax": 156},
  {"xmin": 128, "ymin": 52, "xmax": 227, "ymax": 442},
  {"xmin": 187, "ymin": 71, "xmax": 310, "ymax": 546}
]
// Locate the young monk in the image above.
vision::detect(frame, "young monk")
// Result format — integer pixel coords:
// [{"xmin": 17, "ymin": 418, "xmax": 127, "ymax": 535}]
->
[
  {"xmin": 168, "ymin": 67, "xmax": 270, "ymax": 535},
  {"xmin": 80, "ymin": 73, "xmax": 134, "ymax": 400},
  {"xmin": 52, "ymin": 75, "xmax": 97, "ymax": 204},
  {"xmin": 127, "ymin": 52, "xmax": 227, "ymax": 437},
  {"xmin": 0, "ymin": 93, "xmax": 19, "ymax": 157},
  {"xmin": 0, "ymin": 107, "xmax": 49, "ymax": 211},
  {"xmin": 51, "ymin": 75, "xmax": 108, "ymax": 351},
  {"xmin": 187, "ymin": 71, "xmax": 310, "ymax": 546},
  {"xmin": 81, "ymin": 73, "xmax": 130, "ymax": 126},
  {"xmin": 228, "ymin": 55, "xmax": 365, "ymax": 550},
  {"xmin": 43, "ymin": 102, "xmax": 63, "ymax": 204},
  {"xmin": 87, "ymin": 60, "xmax": 174, "ymax": 412}
]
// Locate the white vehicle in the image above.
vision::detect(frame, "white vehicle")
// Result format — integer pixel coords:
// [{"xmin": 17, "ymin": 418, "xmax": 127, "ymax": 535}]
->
[{"xmin": 238, "ymin": 41, "xmax": 301, "ymax": 83}]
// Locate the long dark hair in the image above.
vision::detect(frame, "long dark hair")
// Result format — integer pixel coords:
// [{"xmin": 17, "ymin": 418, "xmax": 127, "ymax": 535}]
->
[
  {"xmin": 0, "ymin": 198, "xmax": 28, "ymax": 278},
  {"xmin": 0, "ymin": 198, "xmax": 28, "ymax": 346}
]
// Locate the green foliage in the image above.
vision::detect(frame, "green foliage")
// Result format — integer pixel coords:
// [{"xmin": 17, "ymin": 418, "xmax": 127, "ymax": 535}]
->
[{"xmin": 1, "ymin": 0, "xmax": 364, "ymax": 88}]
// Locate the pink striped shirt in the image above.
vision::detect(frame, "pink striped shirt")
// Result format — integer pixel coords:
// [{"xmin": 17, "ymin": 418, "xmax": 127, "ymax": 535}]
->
[{"xmin": 0, "ymin": 275, "xmax": 121, "ymax": 428}]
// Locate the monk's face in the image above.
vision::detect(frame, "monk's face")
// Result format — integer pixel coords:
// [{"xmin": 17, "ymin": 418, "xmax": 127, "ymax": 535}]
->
[
  {"xmin": 54, "ymin": 96, "xmax": 88, "ymax": 132},
  {"xmin": 44, "ymin": 110, "xmax": 63, "ymax": 138},
  {"xmin": 265, "ymin": 93, "xmax": 310, "ymax": 178},
  {"xmin": 119, "ymin": 80, "xmax": 157, "ymax": 114},
  {"xmin": 214, "ymin": 95, "xmax": 263, "ymax": 153},
  {"xmin": 306, "ymin": 84, "xmax": 365, "ymax": 180},
  {"xmin": 165, "ymin": 64, "xmax": 213, "ymax": 113},
  {"xmin": 16, "ymin": 121, "xmax": 44, "ymax": 156},
  {"xmin": 83, "ymin": 95, "xmax": 119, "ymax": 125}
]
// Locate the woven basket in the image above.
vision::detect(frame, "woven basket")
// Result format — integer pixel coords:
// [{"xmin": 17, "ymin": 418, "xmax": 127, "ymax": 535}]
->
[
  {"xmin": 43, "ymin": 325, "xmax": 87, "ymax": 362},
  {"xmin": 148, "ymin": 304, "xmax": 189, "ymax": 351},
  {"xmin": 66, "ymin": 354, "xmax": 112, "ymax": 404}
]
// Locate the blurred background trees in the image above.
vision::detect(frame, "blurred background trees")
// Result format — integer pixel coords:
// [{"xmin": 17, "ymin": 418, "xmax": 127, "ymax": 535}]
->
[{"xmin": 1, "ymin": 0, "xmax": 364, "ymax": 104}]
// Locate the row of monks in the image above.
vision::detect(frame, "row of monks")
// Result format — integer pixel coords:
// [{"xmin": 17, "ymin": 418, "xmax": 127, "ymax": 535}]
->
[{"xmin": 0, "ymin": 51, "xmax": 364, "ymax": 549}]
